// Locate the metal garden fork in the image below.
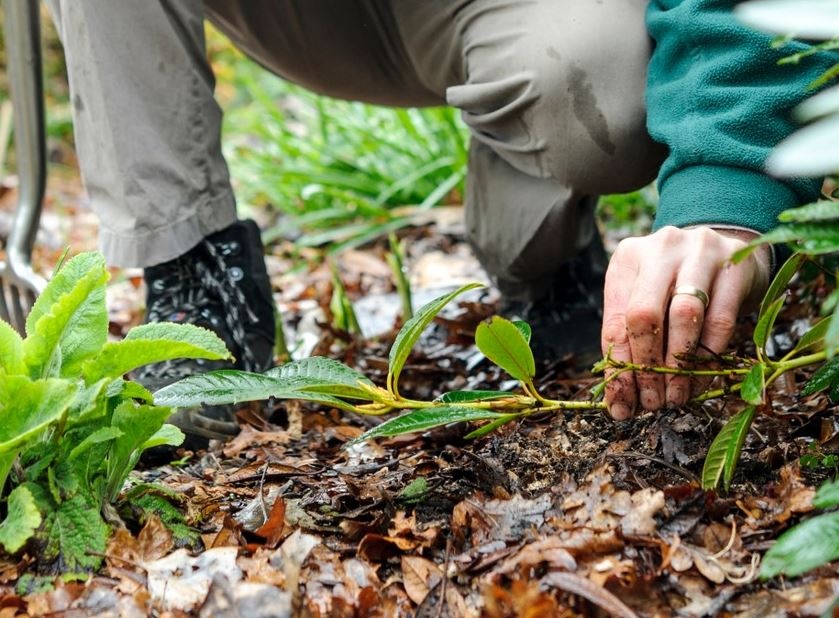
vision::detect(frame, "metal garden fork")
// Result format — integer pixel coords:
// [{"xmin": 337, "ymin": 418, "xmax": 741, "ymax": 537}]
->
[{"xmin": 0, "ymin": 0, "xmax": 47, "ymax": 333}]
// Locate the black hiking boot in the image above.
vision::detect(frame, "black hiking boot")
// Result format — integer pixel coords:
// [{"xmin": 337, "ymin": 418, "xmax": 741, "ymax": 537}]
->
[
  {"xmin": 134, "ymin": 219, "xmax": 276, "ymax": 450},
  {"xmin": 501, "ymin": 234, "xmax": 607, "ymax": 367}
]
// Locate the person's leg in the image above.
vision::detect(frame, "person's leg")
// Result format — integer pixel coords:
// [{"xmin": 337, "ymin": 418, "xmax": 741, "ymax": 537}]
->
[
  {"xmin": 44, "ymin": 0, "xmax": 237, "ymax": 268},
  {"xmin": 392, "ymin": 0, "xmax": 667, "ymax": 303},
  {"xmin": 45, "ymin": 1, "xmax": 275, "ymax": 447}
]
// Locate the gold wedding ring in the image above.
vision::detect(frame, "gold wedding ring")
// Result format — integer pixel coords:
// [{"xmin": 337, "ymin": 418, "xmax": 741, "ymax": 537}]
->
[{"xmin": 673, "ymin": 284, "xmax": 710, "ymax": 308}]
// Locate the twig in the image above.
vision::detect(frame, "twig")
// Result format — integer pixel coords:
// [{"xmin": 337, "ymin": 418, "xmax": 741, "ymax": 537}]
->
[
  {"xmin": 435, "ymin": 537, "xmax": 453, "ymax": 618},
  {"xmin": 606, "ymin": 451, "xmax": 699, "ymax": 484}
]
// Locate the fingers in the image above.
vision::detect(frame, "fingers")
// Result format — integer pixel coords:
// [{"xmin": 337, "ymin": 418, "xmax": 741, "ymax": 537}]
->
[
  {"xmin": 602, "ymin": 241, "xmax": 639, "ymax": 420},
  {"xmin": 599, "ymin": 226, "xmax": 769, "ymax": 420},
  {"xmin": 665, "ymin": 261, "xmax": 716, "ymax": 407}
]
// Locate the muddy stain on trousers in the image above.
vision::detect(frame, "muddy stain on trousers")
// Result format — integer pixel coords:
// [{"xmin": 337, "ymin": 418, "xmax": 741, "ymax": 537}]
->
[{"xmin": 46, "ymin": 0, "xmax": 665, "ymax": 301}]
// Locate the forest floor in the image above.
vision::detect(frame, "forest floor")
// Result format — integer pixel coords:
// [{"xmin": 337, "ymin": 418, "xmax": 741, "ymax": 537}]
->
[{"xmin": 1, "ymin": 166, "xmax": 838, "ymax": 617}]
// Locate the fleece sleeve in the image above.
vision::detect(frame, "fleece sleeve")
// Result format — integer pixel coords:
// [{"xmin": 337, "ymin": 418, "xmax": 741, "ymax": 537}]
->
[{"xmin": 646, "ymin": 0, "xmax": 837, "ymax": 233}]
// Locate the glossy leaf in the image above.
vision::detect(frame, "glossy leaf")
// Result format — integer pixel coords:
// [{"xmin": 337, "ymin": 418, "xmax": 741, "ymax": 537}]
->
[
  {"xmin": 265, "ymin": 356, "xmax": 376, "ymax": 399},
  {"xmin": 754, "ymin": 296, "xmax": 785, "ymax": 356},
  {"xmin": 154, "ymin": 369, "xmax": 360, "ymax": 412},
  {"xmin": 801, "ymin": 356, "xmax": 839, "ymax": 396},
  {"xmin": 828, "ymin": 303, "xmax": 839, "ymax": 356},
  {"xmin": 761, "ymin": 512, "xmax": 839, "ymax": 578},
  {"xmin": 758, "ymin": 253, "xmax": 805, "ymax": 314},
  {"xmin": 740, "ymin": 364, "xmax": 766, "ymax": 406},
  {"xmin": 701, "ymin": 406, "xmax": 756, "ymax": 491},
  {"xmin": 793, "ymin": 316, "xmax": 830, "ymax": 354},
  {"xmin": 436, "ymin": 390, "xmax": 512, "ymax": 404},
  {"xmin": 351, "ymin": 406, "xmax": 505, "ymax": 444},
  {"xmin": 778, "ymin": 201, "xmax": 839, "ymax": 223},
  {"xmin": 475, "ymin": 316, "xmax": 536, "ymax": 382},
  {"xmin": 386, "ymin": 283, "xmax": 483, "ymax": 395}
]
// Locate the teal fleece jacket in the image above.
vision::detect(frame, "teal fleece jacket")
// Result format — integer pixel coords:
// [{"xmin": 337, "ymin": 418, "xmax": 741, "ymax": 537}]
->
[{"xmin": 646, "ymin": 0, "xmax": 837, "ymax": 233}]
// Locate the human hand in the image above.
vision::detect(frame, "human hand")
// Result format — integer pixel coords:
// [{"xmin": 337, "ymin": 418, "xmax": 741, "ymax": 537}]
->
[{"xmin": 601, "ymin": 226, "xmax": 771, "ymax": 420}]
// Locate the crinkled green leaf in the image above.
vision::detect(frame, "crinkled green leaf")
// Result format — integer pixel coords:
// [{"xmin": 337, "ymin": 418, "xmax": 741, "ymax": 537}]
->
[
  {"xmin": 107, "ymin": 379, "xmax": 154, "ymax": 404},
  {"xmin": 0, "ymin": 485, "xmax": 42, "ymax": 554},
  {"xmin": 387, "ymin": 283, "xmax": 483, "ymax": 395},
  {"xmin": 83, "ymin": 323, "xmax": 232, "ymax": 382},
  {"xmin": 68, "ymin": 427, "xmax": 123, "ymax": 461},
  {"xmin": 0, "ymin": 376, "xmax": 77, "ymax": 454},
  {"xmin": 106, "ymin": 402, "xmax": 172, "ymax": 501},
  {"xmin": 741, "ymin": 364, "xmax": 766, "ymax": 406},
  {"xmin": 436, "ymin": 390, "xmax": 512, "ymax": 404},
  {"xmin": 141, "ymin": 424, "xmax": 184, "ymax": 451},
  {"xmin": 761, "ymin": 512, "xmax": 839, "ymax": 578},
  {"xmin": 22, "ymin": 252, "xmax": 109, "ymax": 378},
  {"xmin": 351, "ymin": 406, "xmax": 504, "ymax": 444},
  {"xmin": 754, "ymin": 296, "xmax": 785, "ymax": 356},
  {"xmin": 0, "ymin": 321, "xmax": 24, "ymax": 375},
  {"xmin": 802, "ymin": 356, "xmax": 839, "ymax": 396},
  {"xmin": 475, "ymin": 316, "xmax": 535, "ymax": 382},
  {"xmin": 153, "ymin": 369, "xmax": 360, "ymax": 412},
  {"xmin": 38, "ymin": 492, "xmax": 109, "ymax": 573},
  {"xmin": 701, "ymin": 406, "xmax": 756, "ymax": 491},
  {"xmin": 814, "ymin": 478, "xmax": 839, "ymax": 509},
  {"xmin": 68, "ymin": 378, "xmax": 110, "ymax": 424},
  {"xmin": 778, "ymin": 201, "xmax": 839, "ymax": 223}
]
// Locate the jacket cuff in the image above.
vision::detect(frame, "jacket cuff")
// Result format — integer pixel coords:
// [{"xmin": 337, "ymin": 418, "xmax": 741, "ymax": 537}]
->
[{"xmin": 653, "ymin": 165, "xmax": 800, "ymax": 234}]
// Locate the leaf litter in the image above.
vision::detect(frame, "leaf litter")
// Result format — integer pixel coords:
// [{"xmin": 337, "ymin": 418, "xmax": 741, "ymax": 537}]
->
[{"xmin": 2, "ymin": 187, "xmax": 839, "ymax": 615}]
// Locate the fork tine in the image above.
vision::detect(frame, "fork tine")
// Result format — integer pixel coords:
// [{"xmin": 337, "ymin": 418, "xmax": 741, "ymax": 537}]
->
[
  {"xmin": 0, "ymin": 277, "xmax": 12, "ymax": 328},
  {"xmin": 10, "ymin": 283, "xmax": 27, "ymax": 334}
]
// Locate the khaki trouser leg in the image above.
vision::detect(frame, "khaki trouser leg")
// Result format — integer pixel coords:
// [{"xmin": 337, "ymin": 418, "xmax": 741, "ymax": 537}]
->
[
  {"xmin": 47, "ymin": 0, "xmax": 664, "ymax": 289},
  {"xmin": 45, "ymin": 0, "xmax": 237, "ymax": 267},
  {"xmin": 393, "ymin": 0, "xmax": 667, "ymax": 301}
]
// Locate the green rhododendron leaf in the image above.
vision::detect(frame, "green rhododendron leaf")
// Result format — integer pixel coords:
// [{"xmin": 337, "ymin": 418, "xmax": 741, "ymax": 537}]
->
[
  {"xmin": 83, "ymin": 322, "xmax": 232, "ymax": 382},
  {"xmin": 351, "ymin": 406, "xmax": 505, "ymax": 444},
  {"xmin": 740, "ymin": 364, "xmax": 765, "ymax": 406},
  {"xmin": 23, "ymin": 252, "xmax": 109, "ymax": 378},
  {"xmin": 754, "ymin": 297, "xmax": 785, "ymax": 356},
  {"xmin": 154, "ymin": 369, "xmax": 360, "ymax": 412},
  {"xmin": 761, "ymin": 512, "xmax": 839, "ymax": 578},
  {"xmin": 701, "ymin": 406, "xmax": 756, "ymax": 491},
  {"xmin": 802, "ymin": 356, "xmax": 839, "ymax": 396},
  {"xmin": 0, "ymin": 321, "xmax": 24, "ymax": 375},
  {"xmin": 793, "ymin": 316, "xmax": 830, "ymax": 354},
  {"xmin": 265, "ymin": 357, "xmax": 377, "ymax": 399},
  {"xmin": 0, "ymin": 485, "xmax": 42, "ymax": 554},
  {"xmin": 778, "ymin": 200, "xmax": 839, "ymax": 223},
  {"xmin": 475, "ymin": 316, "xmax": 536, "ymax": 382},
  {"xmin": 436, "ymin": 390, "xmax": 512, "ymax": 404},
  {"xmin": 387, "ymin": 283, "xmax": 483, "ymax": 395}
]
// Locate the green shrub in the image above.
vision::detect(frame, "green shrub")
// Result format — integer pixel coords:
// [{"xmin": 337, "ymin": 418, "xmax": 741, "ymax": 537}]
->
[{"xmin": 0, "ymin": 252, "xmax": 230, "ymax": 578}]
